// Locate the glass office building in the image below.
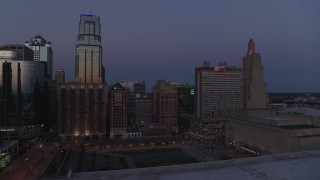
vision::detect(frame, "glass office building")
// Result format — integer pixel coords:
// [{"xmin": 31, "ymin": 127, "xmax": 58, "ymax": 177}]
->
[
  {"xmin": 75, "ymin": 14, "xmax": 104, "ymax": 84},
  {"xmin": 0, "ymin": 55, "xmax": 45, "ymax": 126}
]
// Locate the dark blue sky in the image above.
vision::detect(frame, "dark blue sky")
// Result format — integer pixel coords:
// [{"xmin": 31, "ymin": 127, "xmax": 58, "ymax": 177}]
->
[{"xmin": 1, "ymin": 0, "xmax": 320, "ymax": 92}]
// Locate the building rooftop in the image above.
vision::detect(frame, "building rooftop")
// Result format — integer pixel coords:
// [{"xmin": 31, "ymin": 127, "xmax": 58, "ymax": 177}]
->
[
  {"xmin": 69, "ymin": 150, "xmax": 320, "ymax": 180},
  {"xmin": 281, "ymin": 107, "xmax": 320, "ymax": 117},
  {"xmin": 279, "ymin": 124, "xmax": 320, "ymax": 130},
  {"xmin": 111, "ymin": 83, "xmax": 125, "ymax": 91}
]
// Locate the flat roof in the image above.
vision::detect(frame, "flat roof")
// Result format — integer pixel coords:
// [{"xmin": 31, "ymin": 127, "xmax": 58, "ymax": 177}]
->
[
  {"xmin": 279, "ymin": 124, "xmax": 320, "ymax": 130},
  {"xmin": 69, "ymin": 150, "xmax": 320, "ymax": 180},
  {"xmin": 283, "ymin": 107, "xmax": 320, "ymax": 116},
  {"xmin": 265, "ymin": 117, "xmax": 287, "ymax": 121}
]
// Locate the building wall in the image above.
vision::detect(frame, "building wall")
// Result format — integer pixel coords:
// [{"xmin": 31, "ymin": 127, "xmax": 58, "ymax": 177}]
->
[
  {"xmin": 153, "ymin": 80, "xmax": 178, "ymax": 132},
  {"xmin": 158, "ymin": 92, "xmax": 178, "ymax": 130},
  {"xmin": 57, "ymin": 83, "xmax": 107, "ymax": 137},
  {"xmin": 195, "ymin": 64, "xmax": 243, "ymax": 120},
  {"xmin": 226, "ymin": 116, "xmax": 320, "ymax": 154},
  {"xmin": 109, "ymin": 84, "xmax": 127, "ymax": 138},
  {"xmin": 55, "ymin": 68, "xmax": 65, "ymax": 84},
  {"xmin": 120, "ymin": 81, "xmax": 146, "ymax": 125},
  {"xmin": 76, "ymin": 45, "xmax": 102, "ymax": 83},
  {"xmin": 75, "ymin": 15, "xmax": 103, "ymax": 84},
  {"xmin": 135, "ymin": 96, "xmax": 153, "ymax": 124},
  {"xmin": 126, "ymin": 132, "xmax": 141, "ymax": 139},
  {"xmin": 226, "ymin": 119, "xmax": 294, "ymax": 154}
]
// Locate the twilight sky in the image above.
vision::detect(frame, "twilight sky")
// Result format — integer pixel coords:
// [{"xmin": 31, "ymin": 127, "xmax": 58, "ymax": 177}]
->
[{"xmin": 1, "ymin": 0, "xmax": 320, "ymax": 92}]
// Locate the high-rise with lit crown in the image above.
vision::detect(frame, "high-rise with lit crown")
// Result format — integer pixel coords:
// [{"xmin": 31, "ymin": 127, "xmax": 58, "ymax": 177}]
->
[
  {"xmin": 57, "ymin": 14, "xmax": 107, "ymax": 139},
  {"xmin": 75, "ymin": 14, "xmax": 104, "ymax": 84},
  {"xmin": 243, "ymin": 39, "xmax": 269, "ymax": 109}
]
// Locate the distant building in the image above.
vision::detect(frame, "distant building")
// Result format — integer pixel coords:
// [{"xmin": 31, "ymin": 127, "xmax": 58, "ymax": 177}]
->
[
  {"xmin": 109, "ymin": 83, "xmax": 127, "ymax": 139},
  {"xmin": 243, "ymin": 39, "xmax": 269, "ymax": 109},
  {"xmin": 153, "ymin": 80, "xmax": 178, "ymax": 133},
  {"xmin": 226, "ymin": 107, "xmax": 320, "ymax": 154},
  {"xmin": 195, "ymin": 62, "xmax": 243, "ymax": 120},
  {"xmin": 55, "ymin": 68, "xmax": 65, "ymax": 84},
  {"xmin": 25, "ymin": 35, "xmax": 53, "ymax": 78},
  {"xmin": 170, "ymin": 82, "xmax": 195, "ymax": 133},
  {"xmin": 120, "ymin": 81, "xmax": 146, "ymax": 125},
  {"xmin": 120, "ymin": 80, "xmax": 145, "ymax": 94},
  {"xmin": 126, "ymin": 128, "xmax": 141, "ymax": 139},
  {"xmin": 57, "ymin": 83, "xmax": 107, "ymax": 139},
  {"xmin": 135, "ymin": 94, "xmax": 153, "ymax": 124},
  {"xmin": 0, "ymin": 45, "xmax": 34, "ymax": 61},
  {"xmin": 75, "ymin": 14, "xmax": 104, "ymax": 84}
]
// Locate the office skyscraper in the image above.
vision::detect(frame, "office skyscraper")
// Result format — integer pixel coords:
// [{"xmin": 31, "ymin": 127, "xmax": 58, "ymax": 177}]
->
[
  {"xmin": 0, "ymin": 49, "xmax": 46, "ymax": 126},
  {"xmin": 57, "ymin": 14, "xmax": 107, "ymax": 138},
  {"xmin": 195, "ymin": 62, "xmax": 243, "ymax": 120},
  {"xmin": 25, "ymin": 35, "xmax": 53, "ymax": 78},
  {"xmin": 75, "ymin": 14, "xmax": 104, "ymax": 84},
  {"xmin": 243, "ymin": 39, "xmax": 269, "ymax": 109}
]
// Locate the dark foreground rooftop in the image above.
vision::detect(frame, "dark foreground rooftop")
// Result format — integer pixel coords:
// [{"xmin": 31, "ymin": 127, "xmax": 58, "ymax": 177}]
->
[{"xmin": 66, "ymin": 150, "xmax": 320, "ymax": 180}]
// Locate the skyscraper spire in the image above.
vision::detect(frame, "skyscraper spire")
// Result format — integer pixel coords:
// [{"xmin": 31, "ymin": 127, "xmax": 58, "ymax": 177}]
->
[{"xmin": 247, "ymin": 38, "xmax": 255, "ymax": 55}]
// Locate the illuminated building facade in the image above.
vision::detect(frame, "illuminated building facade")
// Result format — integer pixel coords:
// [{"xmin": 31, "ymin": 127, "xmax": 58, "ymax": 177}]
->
[{"xmin": 75, "ymin": 14, "xmax": 104, "ymax": 84}]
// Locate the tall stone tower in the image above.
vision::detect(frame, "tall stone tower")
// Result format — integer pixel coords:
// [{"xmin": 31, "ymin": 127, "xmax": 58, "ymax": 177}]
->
[{"xmin": 243, "ymin": 39, "xmax": 268, "ymax": 109}]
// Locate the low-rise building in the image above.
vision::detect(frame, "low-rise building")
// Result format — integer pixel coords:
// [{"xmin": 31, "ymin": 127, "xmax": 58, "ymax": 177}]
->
[
  {"xmin": 226, "ymin": 107, "xmax": 320, "ymax": 154},
  {"xmin": 139, "ymin": 123, "xmax": 171, "ymax": 138},
  {"xmin": 57, "ymin": 82, "xmax": 107, "ymax": 139}
]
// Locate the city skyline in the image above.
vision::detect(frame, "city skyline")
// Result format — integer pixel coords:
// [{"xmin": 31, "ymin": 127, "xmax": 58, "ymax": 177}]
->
[{"xmin": 1, "ymin": 1, "xmax": 320, "ymax": 92}]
